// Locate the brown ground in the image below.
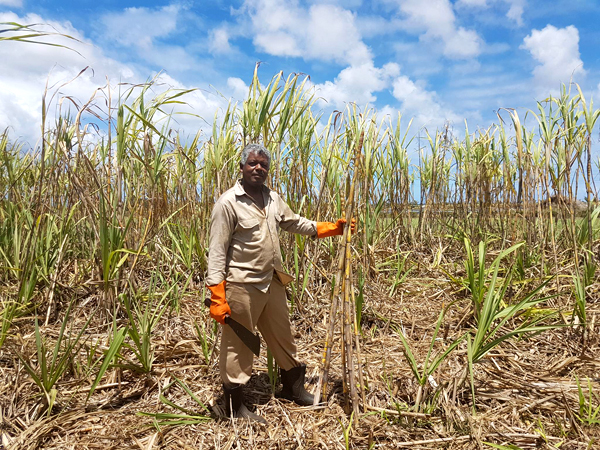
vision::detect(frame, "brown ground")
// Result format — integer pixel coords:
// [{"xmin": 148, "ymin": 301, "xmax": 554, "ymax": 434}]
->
[{"xmin": 2, "ymin": 260, "xmax": 600, "ymax": 450}]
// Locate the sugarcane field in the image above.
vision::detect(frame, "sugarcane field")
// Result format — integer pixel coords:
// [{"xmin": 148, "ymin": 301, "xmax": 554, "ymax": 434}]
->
[{"xmin": 2, "ymin": 10, "xmax": 600, "ymax": 450}]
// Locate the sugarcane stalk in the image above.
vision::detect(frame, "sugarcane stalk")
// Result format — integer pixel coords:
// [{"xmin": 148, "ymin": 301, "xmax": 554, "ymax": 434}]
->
[
  {"xmin": 343, "ymin": 229, "xmax": 358, "ymax": 417},
  {"xmin": 314, "ymin": 130, "xmax": 364, "ymax": 406},
  {"xmin": 313, "ymin": 194, "xmax": 348, "ymax": 405},
  {"xmin": 350, "ymin": 278, "xmax": 366, "ymax": 411},
  {"xmin": 340, "ymin": 288, "xmax": 349, "ymax": 413},
  {"xmin": 297, "ymin": 141, "xmax": 336, "ymax": 307},
  {"xmin": 342, "ymin": 133, "xmax": 362, "ymax": 420}
]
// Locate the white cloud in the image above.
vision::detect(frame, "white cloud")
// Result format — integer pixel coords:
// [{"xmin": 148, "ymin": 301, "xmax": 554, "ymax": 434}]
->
[
  {"xmin": 443, "ymin": 27, "xmax": 482, "ymax": 59},
  {"xmin": 395, "ymin": 0, "xmax": 483, "ymax": 59},
  {"xmin": 313, "ymin": 62, "xmax": 400, "ymax": 108},
  {"xmin": 227, "ymin": 77, "xmax": 249, "ymax": 101},
  {"xmin": 0, "ymin": 12, "xmax": 233, "ymax": 145},
  {"xmin": 456, "ymin": 0, "xmax": 525, "ymax": 27},
  {"xmin": 306, "ymin": 4, "xmax": 371, "ymax": 65},
  {"xmin": 522, "ymin": 25, "xmax": 585, "ymax": 93},
  {"xmin": 243, "ymin": 0, "xmax": 371, "ymax": 65},
  {"xmin": 0, "ymin": 0, "xmax": 22, "ymax": 6},
  {"xmin": 143, "ymin": 45, "xmax": 201, "ymax": 73},
  {"xmin": 0, "ymin": 12, "xmax": 135, "ymax": 143},
  {"xmin": 504, "ymin": 0, "xmax": 525, "ymax": 26},
  {"xmin": 144, "ymin": 73, "xmax": 232, "ymax": 137},
  {"xmin": 209, "ymin": 27, "xmax": 232, "ymax": 54},
  {"xmin": 391, "ymin": 76, "xmax": 460, "ymax": 129},
  {"xmin": 243, "ymin": 0, "xmax": 303, "ymax": 57},
  {"xmin": 311, "ymin": 60, "xmax": 458, "ymax": 132},
  {"xmin": 255, "ymin": 31, "xmax": 301, "ymax": 57},
  {"xmin": 99, "ymin": 5, "xmax": 181, "ymax": 51}
]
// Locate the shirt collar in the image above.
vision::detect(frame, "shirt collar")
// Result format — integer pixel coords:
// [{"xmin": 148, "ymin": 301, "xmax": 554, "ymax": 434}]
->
[{"xmin": 234, "ymin": 179, "xmax": 270, "ymax": 197}]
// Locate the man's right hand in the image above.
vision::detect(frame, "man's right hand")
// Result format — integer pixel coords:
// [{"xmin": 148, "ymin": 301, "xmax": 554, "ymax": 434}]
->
[{"xmin": 207, "ymin": 281, "xmax": 231, "ymax": 324}]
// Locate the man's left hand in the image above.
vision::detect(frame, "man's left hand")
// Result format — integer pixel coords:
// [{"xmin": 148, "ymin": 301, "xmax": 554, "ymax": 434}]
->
[{"xmin": 316, "ymin": 218, "xmax": 356, "ymax": 238}]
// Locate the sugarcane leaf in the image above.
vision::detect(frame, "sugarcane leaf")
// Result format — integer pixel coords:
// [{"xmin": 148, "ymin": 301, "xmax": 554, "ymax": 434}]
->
[{"xmin": 87, "ymin": 327, "xmax": 127, "ymax": 400}]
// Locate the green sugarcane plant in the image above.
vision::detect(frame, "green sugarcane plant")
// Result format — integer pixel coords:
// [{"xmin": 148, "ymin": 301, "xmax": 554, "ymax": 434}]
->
[
  {"xmin": 192, "ymin": 283, "xmax": 217, "ymax": 365},
  {"xmin": 193, "ymin": 316, "xmax": 218, "ymax": 365},
  {"xmin": 98, "ymin": 189, "xmax": 136, "ymax": 304},
  {"xmin": 138, "ymin": 376, "xmax": 211, "ymax": 426},
  {"xmin": 0, "ymin": 203, "xmax": 38, "ymax": 346},
  {"xmin": 574, "ymin": 375, "xmax": 600, "ymax": 426},
  {"xmin": 575, "ymin": 85, "xmax": 600, "ymax": 257},
  {"xmin": 576, "ymin": 206, "xmax": 600, "ymax": 247},
  {"xmin": 120, "ymin": 274, "xmax": 180, "ymax": 373},
  {"xmin": 572, "ymin": 258, "xmax": 596, "ymax": 335},
  {"xmin": 87, "ymin": 320, "xmax": 127, "ymax": 400},
  {"xmin": 464, "ymin": 242, "xmax": 561, "ymax": 413},
  {"xmin": 267, "ymin": 348, "xmax": 278, "ymax": 392},
  {"xmin": 18, "ymin": 302, "xmax": 92, "ymax": 416},
  {"xmin": 466, "ymin": 243, "xmax": 558, "ymax": 364},
  {"xmin": 392, "ymin": 308, "xmax": 466, "ymax": 412}
]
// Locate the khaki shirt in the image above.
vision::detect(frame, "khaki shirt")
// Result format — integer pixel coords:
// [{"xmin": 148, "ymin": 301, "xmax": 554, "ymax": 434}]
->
[{"xmin": 206, "ymin": 180, "xmax": 317, "ymax": 292}]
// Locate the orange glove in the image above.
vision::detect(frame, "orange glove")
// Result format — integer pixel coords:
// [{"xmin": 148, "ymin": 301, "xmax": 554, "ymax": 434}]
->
[
  {"xmin": 207, "ymin": 281, "xmax": 231, "ymax": 325},
  {"xmin": 316, "ymin": 218, "xmax": 356, "ymax": 238}
]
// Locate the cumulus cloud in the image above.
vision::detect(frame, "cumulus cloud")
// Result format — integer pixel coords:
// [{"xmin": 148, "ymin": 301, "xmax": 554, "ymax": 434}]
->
[
  {"xmin": 391, "ymin": 76, "xmax": 460, "ymax": 129},
  {"xmin": 209, "ymin": 27, "xmax": 232, "ymax": 54},
  {"xmin": 237, "ymin": 0, "xmax": 456, "ymax": 129},
  {"xmin": 243, "ymin": 0, "xmax": 371, "ymax": 65},
  {"xmin": 0, "ymin": 12, "xmax": 231, "ymax": 145},
  {"xmin": 313, "ymin": 62, "xmax": 400, "ymax": 108},
  {"xmin": 504, "ymin": 0, "xmax": 525, "ymax": 27},
  {"xmin": 396, "ymin": 0, "xmax": 483, "ymax": 59},
  {"xmin": 142, "ymin": 73, "xmax": 233, "ymax": 138},
  {"xmin": 227, "ymin": 77, "xmax": 249, "ymax": 101},
  {"xmin": 521, "ymin": 25, "xmax": 585, "ymax": 93},
  {"xmin": 310, "ymin": 60, "xmax": 458, "ymax": 132},
  {"xmin": 0, "ymin": 12, "xmax": 135, "ymax": 143},
  {"xmin": 220, "ymin": 0, "xmax": 464, "ymax": 131}
]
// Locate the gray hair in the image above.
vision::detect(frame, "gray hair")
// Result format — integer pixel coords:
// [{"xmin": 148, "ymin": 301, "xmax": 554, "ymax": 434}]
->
[{"xmin": 240, "ymin": 143, "xmax": 271, "ymax": 166}]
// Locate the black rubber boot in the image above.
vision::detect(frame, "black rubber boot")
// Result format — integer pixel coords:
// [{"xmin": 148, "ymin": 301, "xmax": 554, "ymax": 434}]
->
[
  {"xmin": 279, "ymin": 364, "xmax": 314, "ymax": 406},
  {"xmin": 223, "ymin": 384, "xmax": 267, "ymax": 424}
]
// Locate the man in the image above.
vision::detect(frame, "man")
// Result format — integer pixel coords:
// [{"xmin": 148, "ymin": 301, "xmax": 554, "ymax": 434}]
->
[{"xmin": 206, "ymin": 143, "xmax": 354, "ymax": 423}]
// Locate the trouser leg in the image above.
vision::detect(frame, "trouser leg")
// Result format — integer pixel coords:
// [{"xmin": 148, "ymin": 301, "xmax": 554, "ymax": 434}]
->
[
  {"xmin": 219, "ymin": 282, "xmax": 268, "ymax": 385},
  {"xmin": 256, "ymin": 276, "xmax": 301, "ymax": 371}
]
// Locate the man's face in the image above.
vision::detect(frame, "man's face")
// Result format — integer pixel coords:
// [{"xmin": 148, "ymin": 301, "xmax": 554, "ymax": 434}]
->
[{"xmin": 241, "ymin": 151, "xmax": 270, "ymax": 188}]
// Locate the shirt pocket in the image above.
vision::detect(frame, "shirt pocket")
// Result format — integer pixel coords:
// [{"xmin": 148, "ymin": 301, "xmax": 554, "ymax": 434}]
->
[{"xmin": 236, "ymin": 218, "xmax": 261, "ymax": 243}]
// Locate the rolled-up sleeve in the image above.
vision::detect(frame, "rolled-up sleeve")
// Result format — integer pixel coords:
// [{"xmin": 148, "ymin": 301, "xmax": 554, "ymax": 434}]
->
[
  {"xmin": 206, "ymin": 199, "xmax": 235, "ymax": 286},
  {"xmin": 276, "ymin": 194, "xmax": 317, "ymax": 236}
]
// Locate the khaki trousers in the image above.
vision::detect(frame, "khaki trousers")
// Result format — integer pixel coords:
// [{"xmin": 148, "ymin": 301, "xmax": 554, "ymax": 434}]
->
[{"xmin": 220, "ymin": 275, "xmax": 301, "ymax": 385}]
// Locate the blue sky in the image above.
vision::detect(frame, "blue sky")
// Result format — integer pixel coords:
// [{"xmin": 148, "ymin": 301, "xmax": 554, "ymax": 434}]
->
[{"xmin": 1, "ymin": 0, "xmax": 600, "ymax": 146}]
